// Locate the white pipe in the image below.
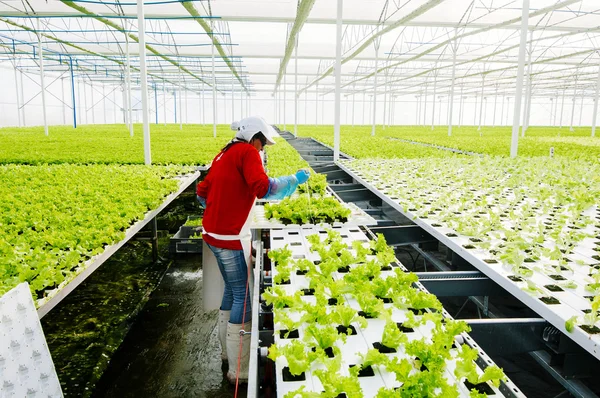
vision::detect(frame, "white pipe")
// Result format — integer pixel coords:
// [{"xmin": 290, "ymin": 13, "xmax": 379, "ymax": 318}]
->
[
  {"xmin": 163, "ymin": 83, "xmax": 167, "ymax": 125},
  {"xmin": 478, "ymin": 75, "xmax": 485, "ymax": 130},
  {"xmin": 371, "ymin": 34, "xmax": 379, "ymax": 136},
  {"xmin": 492, "ymin": 85, "xmax": 498, "ymax": 127},
  {"xmin": 231, "ymin": 77, "xmax": 235, "ymax": 122},
  {"xmin": 506, "ymin": 97, "xmax": 511, "ymax": 126},
  {"xmin": 283, "ymin": 74, "xmax": 287, "ymax": 130},
  {"xmin": 560, "ymin": 89, "xmax": 566, "ymax": 128},
  {"xmin": 549, "ymin": 98, "xmax": 554, "ymax": 127},
  {"xmin": 19, "ymin": 70, "xmax": 26, "ymax": 126},
  {"xmin": 137, "ymin": 0, "xmax": 151, "ymax": 165},
  {"xmin": 510, "ymin": 0, "xmax": 529, "ymax": 158},
  {"xmin": 447, "ymin": 36, "xmax": 457, "ymax": 136},
  {"xmin": 211, "ymin": 24, "xmax": 217, "ymax": 138},
  {"xmin": 179, "ymin": 69, "xmax": 183, "ymax": 130},
  {"xmin": 431, "ymin": 67, "xmax": 438, "ymax": 130},
  {"xmin": 352, "ymin": 94, "xmax": 355, "ymax": 126},
  {"xmin": 333, "ymin": 0, "xmax": 342, "ymax": 161},
  {"xmin": 474, "ymin": 93, "xmax": 478, "ymax": 126},
  {"xmin": 91, "ymin": 82, "xmax": 95, "ymax": 124},
  {"xmin": 592, "ymin": 58, "xmax": 600, "ymax": 137},
  {"xmin": 14, "ymin": 64, "xmax": 21, "ymax": 127},
  {"xmin": 103, "ymin": 85, "xmax": 107, "ymax": 124},
  {"xmin": 522, "ymin": 30, "xmax": 533, "ymax": 136},
  {"xmin": 113, "ymin": 87, "xmax": 117, "ymax": 123},
  {"xmin": 37, "ymin": 19, "xmax": 48, "ymax": 136},
  {"xmin": 294, "ymin": 36, "xmax": 298, "ymax": 137},
  {"xmin": 124, "ymin": 19, "xmax": 133, "ymax": 136},
  {"xmin": 315, "ymin": 83, "xmax": 319, "ymax": 126},
  {"xmin": 569, "ymin": 72, "xmax": 579, "ymax": 132},
  {"xmin": 423, "ymin": 78, "xmax": 428, "ymax": 125},
  {"xmin": 578, "ymin": 92, "xmax": 584, "ymax": 127},
  {"xmin": 500, "ymin": 95, "xmax": 505, "ymax": 126}
]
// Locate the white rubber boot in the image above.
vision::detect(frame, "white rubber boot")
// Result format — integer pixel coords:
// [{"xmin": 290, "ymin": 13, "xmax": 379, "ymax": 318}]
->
[
  {"xmin": 218, "ymin": 310, "xmax": 231, "ymax": 362},
  {"xmin": 226, "ymin": 320, "xmax": 252, "ymax": 384}
]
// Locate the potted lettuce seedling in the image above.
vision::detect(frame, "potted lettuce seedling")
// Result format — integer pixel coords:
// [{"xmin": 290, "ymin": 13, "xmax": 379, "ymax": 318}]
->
[{"xmin": 329, "ymin": 304, "xmax": 367, "ymax": 336}]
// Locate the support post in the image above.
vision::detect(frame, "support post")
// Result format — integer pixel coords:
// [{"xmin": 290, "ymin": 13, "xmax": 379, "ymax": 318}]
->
[
  {"xmin": 211, "ymin": 26, "xmax": 217, "ymax": 138},
  {"xmin": 549, "ymin": 98, "xmax": 554, "ymax": 127},
  {"xmin": 500, "ymin": 95, "xmax": 505, "ymax": 127},
  {"xmin": 283, "ymin": 75, "xmax": 287, "ymax": 130},
  {"xmin": 448, "ymin": 35, "xmax": 457, "ymax": 136},
  {"xmin": 592, "ymin": 57, "xmax": 600, "ymax": 137},
  {"xmin": 352, "ymin": 94, "xmax": 355, "ymax": 127},
  {"xmin": 362, "ymin": 92, "xmax": 366, "ymax": 126},
  {"xmin": 478, "ymin": 74, "xmax": 485, "ymax": 130},
  {"xmin": 492, "ymin": 85, "xmax": 498, "ymax": 127},
  {"xmin": 231, "ymin": 77, "xmax": 235, "ymax": 122},
  {"xmin": 423, "ymin": 78, "xmax": 428, "ymax": 126},
  {"xmin": 137, "ymin": 0, "xmax": 151, "ymax": 165},
  {"xmin": 14, "ymin": 63, "xmax": 22, "ymax": 127},
  {"xmin": 382, "ymin": 71, "xmax": 388, "ymax": 130},
  {"xmin": 37, "ymin": 19, "xmax": 48, "ymax": 135},
  {"xmin": 19, "ymin": 69, "xmax": 26, "ymax": 126},
  {"xmin": 510, "ymin": 0, "xmax": 530, "ymax": 158},
  {"xmin": 560, "ymin": 89, "xmax": 566, "ymax": 128},
  {"xmin": 90, "ymin": 82, "xmax": 95, "ymax": 124},
  {"xmin": 102, "ymin": 85, "xmax": 107, "ymax": 124},
  {"xmin": 315, "ymin": 83, "xmax": 319, "ymax": 126},
  {"xmin": 154, "ymin": 84, "xmax": 158, "ymax": 124},
  {"xmin": 294, "ymin": 36, "xmax": 298, "ymax": 137},
  {"xmin": 333, "ymin": 0, "xmax": 342, "ymax": 161},
  {"xmin": 522, "ymin": 29, "xmax": 533, "ymax": 136},
  {"xmin": 69, "ymin": 57, "xmax": 76, "ymax": 129},
  {"xmin": 163, "ymin": 83, "xmax": 167, "ymax": 125},
  {"xmin": 179, "ymin": 69, "xmax": 183, "ymax": 130},
  {"xmin": 431, "ymin": 66, "xmax": 438, "ymax": 130},
  {"xmin": 372, "ymin": 34, "xmax": 379, "ymax": 136},
  {"xmin": 569, "ymin": 73, "xmax": 578, "ymax": 132},
  {"xmin": 124, "ymin": 19, "xmax": 133, "ymax": 136}
]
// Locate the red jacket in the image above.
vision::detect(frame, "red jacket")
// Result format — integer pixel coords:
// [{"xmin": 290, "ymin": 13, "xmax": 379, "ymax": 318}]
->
[{"xmin": 197, "ymin": 142, "xmax": 270, "ymax": 250}]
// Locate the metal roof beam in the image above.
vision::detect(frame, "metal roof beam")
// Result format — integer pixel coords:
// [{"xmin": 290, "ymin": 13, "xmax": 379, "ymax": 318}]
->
[{"xmin": 273, "ymin": 0, "xmax": 316, "ymax": 93}]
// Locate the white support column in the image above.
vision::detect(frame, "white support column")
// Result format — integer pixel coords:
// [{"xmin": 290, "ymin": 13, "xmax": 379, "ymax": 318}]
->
[
  {"xmin": 201, "ymin": 88, "xmax": 205, "ymax": 125},
  {"xmin": 315, "ymin": 83, "xmax": 319, "ymax": 126},
  {"xmin": 352, "ymin": 94, "xmax": 355, "ymax": 127},
  {"xmin": 448, "ymin": 36, "xmax": 458, "ymax": 136},
  {"xmin": 90, "ymin": 83, "xmax": 95, "ymax": 124},
  {"xmin": 431, "ymin": 67, "xmax": 438, "ymax": 130},
  {"xmin": 231, "ymin": 77, "xmax": 234, "ymax": 122},
  {"xmin": 179, "ymin": 69, "xmax": 183, "ymax": 130},
  {"xmin": 474, "ymin": 93, "xmax": 478, "ymax": 126},
  {"xmin": 163, "ymin": 83, "xmax": 167, "ymax": 125},
  {"xmin": 522, "ymin": 29, "xmax": 533, "ymax": 136},
  {"xmin": 362, "ymin": 92, "xmax": 366, "ymax": 125},
  {"xmin": 371, "ymin": 34, "xmax": 379, "ymax": 136},
  {"xmin": 478, "ymin": 74, "xmax": 485, "ymax": 130},
  {"xmin": 60, "ymin": 79, "xmax": 65, "ymax": 125},
  {"xmin": 37, "ymin": 19, "xmax": 48, "ymax": 135},
  {"xmin": 283, "ymin": 74, "xmax": 287, "ymax": 130},
  {"xmin": 438, "ymin": 96, "xmax": 442, "ymax": 125},
  {"xmin": 211, "ymin": 25, "xmax": 217, "ymax": 138},
  {"xmin": 510, "ymin": 0, "xmax": 529, "ymax": 158},
  {"xmin": 423, "ymin": 78, "xmax": 428, "ymax": 126},
  {"xmin": 549, "ymin": 98, "xmax": 554, "ymax": 127},
  {"xmin": 592, "ymin": 57, "xmax": 600, "ymax": 137},
  {"xmin": 113, "ymin": 87, "xmax": 117, "ymax": 123},
  {"xmin": 19, "ymin": 70, "xmax": 26, "ymax": 126},
  {"xmin": 240, "ymin": 89, "xmax": 243, "ymax": 118},
  {"xmin": 382, "ymin": 71, "xmax": 387, "ymax": 130},
  {"xmin": 416, "ymin": 96, "xmax": 421, "ymax": 126},
  {"xmin": 578, "ymin": 92, "xmax": 584, "ymax": 127},
  {"xmin": 102, "ymin": 85, "xmax": 107, "ymax": 124},
  {"xmin": 333, "ymin": 0, "xmax": 342, "ymax": 161},
  {"xmin": 569, "ymin": 72, "xmax": 579, "ymax": 132},
  {"xmin": 124, "ymin": 20, "xmax": 133, "ymax": 136},
  {"xmin": 14, "ymin": 64, "xmax": 22, "ymax": 127},
  {"xmin": 294, "ymin": 36, "xmax": 298, "ymax": 137},
  {"xmin": 500, "ymin": 95, "xmax": 505, "ymax": 127},
  {"xmin": 492, "ymin": 85, "xmax": 498, "ymax": 127},
  {"xmin": 137, "ymin": 0, "xmax": 151, "ymax": 164},
  {"xmin": 560, "ymin": 89, "xmax": 566, "ymax": 128},
  {"xmin": 506, "ymin": 97, "xmax": 511, "ymax": 126},
  {"xmin": 458, "ymin": 92, "xmax": 464, "ymax": 127},
  {"xmin": 482, "ymin": 97, "xmax": 487, "ymax": 127}
]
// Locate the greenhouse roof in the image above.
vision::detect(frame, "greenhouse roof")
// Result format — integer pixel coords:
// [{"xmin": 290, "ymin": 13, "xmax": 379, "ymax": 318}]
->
[{"xmin": 1, "ymin": 0, "xmax": 599, "ymax": 99}]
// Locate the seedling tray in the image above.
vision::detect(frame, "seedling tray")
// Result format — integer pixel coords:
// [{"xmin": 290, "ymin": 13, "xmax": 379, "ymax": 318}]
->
[{"xmin": 169, "ymin": 226, "xmax": 203, "ymax": 254}]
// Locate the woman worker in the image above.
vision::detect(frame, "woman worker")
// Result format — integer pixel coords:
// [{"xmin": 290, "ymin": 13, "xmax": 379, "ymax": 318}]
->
[{"xmin": 196, "ymin": 116, "xmax": 309, "ymax": 384}]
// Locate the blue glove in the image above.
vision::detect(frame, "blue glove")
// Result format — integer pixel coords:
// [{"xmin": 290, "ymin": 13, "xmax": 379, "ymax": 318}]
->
[
  {"xmin": 295, "ymin": 169, "xmax": 310, "ymax": 184},
  {"xmin": 262, "ymin": 176, "xmax": 299, "ymax": 200},
  {"xmin": 196, "ymin": 195, "xmax": 206, "ymax": 208}
]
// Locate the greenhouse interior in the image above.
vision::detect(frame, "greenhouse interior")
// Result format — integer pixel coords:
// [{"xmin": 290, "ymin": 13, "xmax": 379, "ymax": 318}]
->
[{"xmin": 1, "ymin": 0, "xmax": 600, "ymax": 397}]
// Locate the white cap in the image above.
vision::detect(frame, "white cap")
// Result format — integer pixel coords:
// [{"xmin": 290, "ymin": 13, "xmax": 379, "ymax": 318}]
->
[{"xmin": 230, "ymin": 116, "xmax": 277, "ymax": 145}]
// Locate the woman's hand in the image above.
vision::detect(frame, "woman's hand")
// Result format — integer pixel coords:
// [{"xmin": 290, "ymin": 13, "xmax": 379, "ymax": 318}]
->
[{"xmin": 295, "ymin": 169, "xmax": 310, "ymax": 184}]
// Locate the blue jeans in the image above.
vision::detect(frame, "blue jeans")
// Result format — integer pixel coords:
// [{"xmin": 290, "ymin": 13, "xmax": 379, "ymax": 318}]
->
[{"xmin": 207, "ymin": 243, "xmax": 251, "ymax": 324}]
